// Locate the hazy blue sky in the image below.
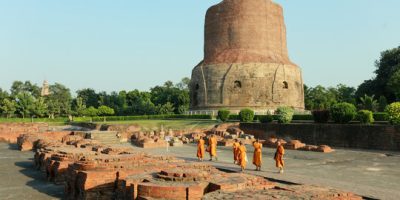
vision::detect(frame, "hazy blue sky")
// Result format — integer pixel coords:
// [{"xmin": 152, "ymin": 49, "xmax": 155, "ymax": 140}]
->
[{"xmin": 1, "ymin": 0, "xmax": 399, "ymax": 94}]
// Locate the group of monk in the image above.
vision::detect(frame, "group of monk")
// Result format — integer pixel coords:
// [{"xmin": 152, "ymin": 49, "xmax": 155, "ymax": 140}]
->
[{"xmin": 197, "ymin": 135, "xmax": 285, "ymax": 173}]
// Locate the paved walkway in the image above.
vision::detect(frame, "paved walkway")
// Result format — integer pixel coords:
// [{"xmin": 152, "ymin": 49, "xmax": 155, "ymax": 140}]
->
[
  {"xmin": 1, "ymin": 141, "xmax": 400, "ymax": 200},
  {"xmin": 132, "ymin": 144, "xmax": 400, "ymax": 200},
  {"xmin": 0, "ymin": 143, "xmax": 63, "ymax": 200}
]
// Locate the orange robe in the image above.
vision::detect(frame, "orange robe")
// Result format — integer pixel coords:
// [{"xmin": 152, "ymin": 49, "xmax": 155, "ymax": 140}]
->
[
  {"xmin": 208, "ymin": 137, "xmax": 217, "ymax": 157},
  {"xmin": 274, "ymin": 145, "xmax": 285, "ymax": 168},
  {"xmin": 238, "ymin": 145, "xmax": 247, "ymax": 169},
  {"xmin": 233, "ymin": 142, "xmax": 240, "ymax": 162},
  {"xmin": 197, "ymin": 139, "xmax": 205, "ymax": 159},
  {"xmin": 252, "ymin": 142, "xmax": 262, "ymax": 167}
]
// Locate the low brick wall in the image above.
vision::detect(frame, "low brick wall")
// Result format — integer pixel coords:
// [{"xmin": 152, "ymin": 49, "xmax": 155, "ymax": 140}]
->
[
  {"xmin": 240, "ymin": 123, "xmax": 400, "ymax": 151},
  {"xmin": 0, "ymin": 123, "xmax": 49, "ymax": 143}
]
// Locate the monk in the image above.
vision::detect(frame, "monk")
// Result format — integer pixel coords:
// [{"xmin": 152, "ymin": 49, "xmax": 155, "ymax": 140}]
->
[
  {"xmin": 232, "ymin": 139, "xmax": 240, "ymax": 164},
  {"xmin": 252, "ymin": 139, "xmax": 262, "ymax": 171},
  {"xmin": 237, "ymin": 141, "xmax": 247, "ymax": 171},
  {"xmin": 208, "ymin": 134, "xmax": 218, "ymax": 161},
  {"xmin": 197, "ymin": 136, "xmax": 205, "ymax": 161},
  {"xmin": 274, "ymin": 141, "xmax": 285, "ymax": 173}
]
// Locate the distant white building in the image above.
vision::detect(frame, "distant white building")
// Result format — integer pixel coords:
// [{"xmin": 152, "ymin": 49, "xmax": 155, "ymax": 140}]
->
[{"xmin": 41, "ymin": 80, "xmax": 50, "ymax": 96}]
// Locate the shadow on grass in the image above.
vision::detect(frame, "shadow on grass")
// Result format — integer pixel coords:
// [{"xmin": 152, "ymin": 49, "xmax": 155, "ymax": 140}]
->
[{"xmin": 14, "ymin": 161, "xmax": 64, "ymax": 199}]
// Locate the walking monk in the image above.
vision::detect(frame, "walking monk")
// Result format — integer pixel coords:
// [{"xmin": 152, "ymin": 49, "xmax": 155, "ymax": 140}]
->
[
  {"xmin": 232, "ymin": 139, "xmax": 240, "ymax": 164},
  {"xmin": 274, "ymin": 141, "xmax": 285, "ymax": 173},
  {"xmin": 252, "ymin": 139, "xmax": 262, "ymax": 171},
  {"xmin": 237, "ymin": 141, "xmax": 247, "ymax": 171},
  {"xmin": 208, "ymin": 135, "xmax": 218, "ymax": 161},
  {"xmin": 197, "ymin": 136, "xmax": 205, "ymax": 161}
]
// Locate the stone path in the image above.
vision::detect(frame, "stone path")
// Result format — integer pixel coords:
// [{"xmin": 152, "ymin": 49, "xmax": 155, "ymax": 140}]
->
[
  {"xmin": 131, "ymin": 144, "xmax": 400, "ymax": 200},
  {"xmin": 1, "ymin": 141, "xmax": 400, "ymax": 200},
  {"xmin": 0, "ymin": 143, "xmax": 63, "ymax": 200}
]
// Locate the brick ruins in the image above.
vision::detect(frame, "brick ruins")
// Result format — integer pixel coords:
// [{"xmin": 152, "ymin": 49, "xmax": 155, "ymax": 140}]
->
[
  {"xmin": 0, "ymin": 122, "xmax": 359, "ymax": 199},
  {"xmin": 190, "ymin": 0, "xmax": 305, "ymax": 113}
]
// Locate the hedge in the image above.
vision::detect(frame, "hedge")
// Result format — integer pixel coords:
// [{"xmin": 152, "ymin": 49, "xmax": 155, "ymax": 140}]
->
[
  {"xmin": 87, "ymin": 114, "xmax": 213, "ymax": 122},
  {"xmin": 373, "ymin": 112, "xmax": 389, "ymax": 121}
]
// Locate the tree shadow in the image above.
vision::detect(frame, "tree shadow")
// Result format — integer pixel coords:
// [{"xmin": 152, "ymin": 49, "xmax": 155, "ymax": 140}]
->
[{"xmin": 14, "ymin": 161, "xmax": 64, "ymax": 199}]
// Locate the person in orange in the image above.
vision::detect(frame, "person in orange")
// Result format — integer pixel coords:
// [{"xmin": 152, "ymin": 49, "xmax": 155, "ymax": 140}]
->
[
  {"xmin": 237, "ymin": 141, "xmax": 247, "ymax": 171},
  {"xmin": 208, "ymin": 134, "xmax": 218, "ymax": 161},
  {"xmin": 274, "ymin": 141, "xmax": 285, "ymax": 173},
  {"xmin": 197, "ymin": 136, "xmax": 205, "ymax": 161},
  {"xmin": 232, "ymin": 139, "xmax": 240, "ymax": 164},
  {"xmin": 252, "ymin": 139, "xmax": 262, "ymax": 171}
]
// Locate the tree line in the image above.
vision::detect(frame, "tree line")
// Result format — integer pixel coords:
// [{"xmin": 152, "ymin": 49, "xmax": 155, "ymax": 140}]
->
[
  {"xmin": 1, "ymin": 46, "xmax": 399, "ymax": 118},
  {"xmin": 0, "ymin": 78, "xmax": 190, "ymax": 118},
  {"xmin": 305, "ymin": 46, "xmax": 400, "ymax": 112}
]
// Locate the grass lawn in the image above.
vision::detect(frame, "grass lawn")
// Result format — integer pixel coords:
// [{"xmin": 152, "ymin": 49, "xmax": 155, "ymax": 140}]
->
[{"xmin": 94, "ymin": 119, "xmax": 219, "ymax": 131}]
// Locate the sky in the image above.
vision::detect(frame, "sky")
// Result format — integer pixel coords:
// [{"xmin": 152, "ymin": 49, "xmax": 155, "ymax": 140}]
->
[{"xmin": 1, "ymin": 0, "xmax": 399, "ymax": 94}]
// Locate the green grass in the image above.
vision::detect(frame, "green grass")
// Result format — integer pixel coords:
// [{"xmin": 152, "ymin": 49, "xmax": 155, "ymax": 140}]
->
[
  {"xmin": 0, "ymin": 117, "xmax": 68, "ymax": 126},
  {"xmin": 93, "ymin": 119, "xmax": 219, "ymax": 131}
]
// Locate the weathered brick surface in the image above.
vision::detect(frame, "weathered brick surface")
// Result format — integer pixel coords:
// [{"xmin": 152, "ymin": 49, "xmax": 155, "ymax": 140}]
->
[
  {"xmin": 0, "ymin": 123, "xmax": 48, "ymax": 143},
  {"xmin": 4, "ymin": 123, "xmax": 359, "ymax": 200},
  {"xmin": 241, "ymin": 122, "xmax": 400, "ymax": 151},
  {"xmin": 190, "ymin": 0, "xmax": 305, "ymax": 112}
]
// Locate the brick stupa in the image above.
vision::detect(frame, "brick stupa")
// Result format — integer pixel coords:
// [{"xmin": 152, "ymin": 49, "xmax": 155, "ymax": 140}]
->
[{"xmin": 190, "ymin": 0, "xmax": 305, "ymax": 113}]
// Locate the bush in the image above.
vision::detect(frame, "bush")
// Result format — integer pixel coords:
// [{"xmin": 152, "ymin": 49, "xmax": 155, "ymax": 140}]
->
[
  {"xmin": 292, "ymin": 114, "xmax": 314, "ymax": 121},
  {"xmin": 239, "ymin": 108, "xmax": 255, "ymax": 122},
  {"xmin": 228, "ymin": 114, "xmax": 240, "ymax": 121},
  {"xmin": 312, "ymin": 110, "xmax": 330, "ymax": 123},
  {"xmin": 330, "ymin": 103, "xmax": 357, "ymax": 123},
  {"xmin": 357, "ymin": 110, "xmax": 374, "ymax": 124},
  {"xmin": 217, "ymin": 109, "xmax": 230, "ymax": 122},
  {"xmin": 373, "ymin": 112, "xmax": 389, "ymax": 121},
  {"xmin": 385, "ymin": 102, "xmax": 400, "ymax": 125},
  {"xmin": 257, "ymin": 113, "xmax": 274, "ymax": 123},
  {"xmin": 275, "ymin": 106, "xmax": 294, "ymax": 124}
]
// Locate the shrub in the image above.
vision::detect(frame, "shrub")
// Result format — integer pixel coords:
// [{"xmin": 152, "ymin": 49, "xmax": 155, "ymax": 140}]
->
[
  {"xmin": 228, "ymin": 114, "xmax": 240, "ymax": 121},
  {"xmin": 330, "ymin": 102, "xmax": 357, "ymax": 123},
  {"xmin": 312, "ymin": 110, "xmax": 330, "ymax": 123},
  {"xmin": 217, "ymin": 109, "xmax": 230, "ymax": 122},
  {"xmin": 257, "ymin": 112, "xmax": 274, "ymax": 123},
  {"xmin": 275, "ymin": 106, "xmax": 294, "ymax": 124},
  {"xmin": 385, "ymin": 102, "xmax": 400, "ymax": 125},
  {"xmin": 239, "ymin": 108, "xmax": 255, "ymax": 122},
  {"xmin": 357, "ymin": 110, "xmax": 374, "ymax": 124},
  {"xmin": 292, "ymin": 114, "xmax": 314, "ymax": 121},
  {"xmin": 373, "ymin": 112, "xmax": 388, "ymax": 121}
]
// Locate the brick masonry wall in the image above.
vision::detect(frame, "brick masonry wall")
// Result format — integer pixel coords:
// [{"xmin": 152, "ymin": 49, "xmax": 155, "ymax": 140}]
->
[
  {"xmin": 0, "ymin": 123, "xmax": 49, "ymax": 143},
  {"xmin": 240, "ymin": 123, "xmax": 400, "ymax": 151}
]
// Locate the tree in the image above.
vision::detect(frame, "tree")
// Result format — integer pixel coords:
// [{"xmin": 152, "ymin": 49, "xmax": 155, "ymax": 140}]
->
[
  {"xmin": 31, "ymin": 97, "xmax": 48, "ymax": 118},
  {"xmin": 10, "ymin": 81, "xmax": 40, "ymax": 98},
  {"xmin": 83, "ymin": 106, "xmax": 98, "ymax": 122},
  {"xmin": 77, "ymin": 88, "xmax": 99, "ymax": 108},
  {"xmin": 156, "ymin": 102, "xmax": 175, "ymax": 115},
  {"xmin": 97, "ymin": 105, "xmax": 115, "ymax": 122},
  {"xmin": 387, "ymin": 70, "xmax": 400, "ymax": 101},
  {"xmin": 150, "ymin": 81, "xmax": 190, "ymax": 114},
  {"xmin": 378, "ymin": 96, "xmax": 388, "ymax": 112},
  {"xmin": 46, "ymin": 83, "xmax": 72, "ymax": 117},
  {"xmin": 73, "ymin": 97, "xmax": 87, "ymax": 116},
  {"xmin": 126, "ymin": 90, "xmax": 156, "ymax": 115},
  {"xmin": 15, "ymin": 92, "xmax": 35, "ymax": 118},
  {"xmin": 336, "ymin": 84, "xmax": 356, "ymax": 104},
  {"xmin": 176, "ymin": 77, "xmax": 190, "ymax": 91},
  {"xmin": 1, "ymin": 99, "xmax": 16, "ymax": 118},
  {"xmin": 359, "ymin": 94, "xmax": 378, "ymax": 111},
  {"xmin": 356, "ymin": 46, "xmax": 400, "ymax": 102},
  {"xmin": 304, "ymin": 85, "xmax": 337, "ymax": 110}
]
